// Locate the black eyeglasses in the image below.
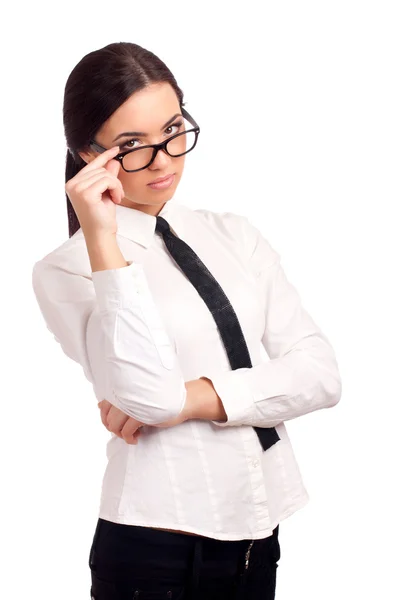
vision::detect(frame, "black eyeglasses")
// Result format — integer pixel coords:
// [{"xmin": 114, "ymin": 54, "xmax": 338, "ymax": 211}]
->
[{"xmin": 88, "ymin": 107, "xmax": 200, "ymax": 173}]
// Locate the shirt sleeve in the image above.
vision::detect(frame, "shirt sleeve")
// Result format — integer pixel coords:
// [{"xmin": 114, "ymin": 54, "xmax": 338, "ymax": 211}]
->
[
  {"xmin": 32, "ymin": 258, "xmax": 187, "ymax": 425},
  {"xmin": 205, "ymin": 214, "xmax": 342, "ymax": 428}
]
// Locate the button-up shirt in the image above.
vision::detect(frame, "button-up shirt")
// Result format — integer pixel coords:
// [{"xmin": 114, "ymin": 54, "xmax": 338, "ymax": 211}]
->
[{"xmin": 32, "ymin": 198, "xmax": 342, "ymax": 541}]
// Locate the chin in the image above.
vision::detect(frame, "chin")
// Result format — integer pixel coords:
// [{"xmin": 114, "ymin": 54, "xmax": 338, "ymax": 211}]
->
[{"xmin": 148, "ymin": 182, "xmax": 179, "ymax": 201}]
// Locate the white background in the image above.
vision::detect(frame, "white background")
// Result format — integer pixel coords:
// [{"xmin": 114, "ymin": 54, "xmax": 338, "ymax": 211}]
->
[{"xmin": 2, "ymin": 1, "xmax": 399, "ymax": 598}]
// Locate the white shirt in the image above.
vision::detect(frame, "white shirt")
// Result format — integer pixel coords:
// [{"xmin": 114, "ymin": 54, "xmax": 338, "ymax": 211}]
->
[{"xmin": 32, "ymin": 198, "xmax": 342, "ymax": 541}]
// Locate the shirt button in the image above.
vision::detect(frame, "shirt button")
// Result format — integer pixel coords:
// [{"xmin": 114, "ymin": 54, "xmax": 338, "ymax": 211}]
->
[{"xmin": 252, "ymin": 459, "xmax": 260, "ymax": 468}]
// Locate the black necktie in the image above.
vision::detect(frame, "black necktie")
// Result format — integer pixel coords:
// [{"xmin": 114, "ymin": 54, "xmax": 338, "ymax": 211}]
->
[{"xmin": 155, "ymin": 216, "xmax": 280, "ymax": 452}]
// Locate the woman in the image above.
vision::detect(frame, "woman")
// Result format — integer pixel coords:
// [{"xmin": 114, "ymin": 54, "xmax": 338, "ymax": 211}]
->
[{"xmin": 32, "ymin": 42, "xmax": 342, "ymax": 599}]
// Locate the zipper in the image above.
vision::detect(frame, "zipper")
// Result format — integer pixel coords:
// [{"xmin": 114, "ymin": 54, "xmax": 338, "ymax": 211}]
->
[{"xmin": 244, "ymin": 540, "xmax": 254, "ymax": 571}]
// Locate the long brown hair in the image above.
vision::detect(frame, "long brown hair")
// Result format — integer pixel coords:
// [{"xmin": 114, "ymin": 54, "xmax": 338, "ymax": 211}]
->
[{"xmin": 63, "ymin": 42, "xmax": 186, "ymax": 238}]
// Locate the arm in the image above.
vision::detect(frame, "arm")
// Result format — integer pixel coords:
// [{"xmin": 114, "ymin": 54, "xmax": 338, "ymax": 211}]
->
[
  {"xmin": 32, "ymin": 235, "xmax": 188, "ymax": 425},
  {"xmin": 142, "ymin": 377, "xmax": 227, "ymax": 429},
  {"xmin": 197, "ymin": 214, "xmax": 342, "ymax": 428}
]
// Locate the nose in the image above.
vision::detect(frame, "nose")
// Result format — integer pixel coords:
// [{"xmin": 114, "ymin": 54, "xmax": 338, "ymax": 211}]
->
[{"xmin": 149, "ymin": 147, "xmax": 172, "ymax": 170}]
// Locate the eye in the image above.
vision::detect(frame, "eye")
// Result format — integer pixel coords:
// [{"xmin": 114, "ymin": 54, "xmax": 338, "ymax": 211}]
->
[
  {"xmin": 121, "ymin": 121, "xmax": 184, "ymax": 150},
  {"xmin": 121, "ymin": 138, "xmax": 140, "ymax": 150},
  {"xmin": 165, "ymin": 121, "xmax": 183, "ymax": 136}
]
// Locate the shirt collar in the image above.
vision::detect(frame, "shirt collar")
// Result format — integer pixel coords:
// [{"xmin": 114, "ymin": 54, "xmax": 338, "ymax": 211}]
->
[{"xmin": 115, "ymin": 197, "xmax": 184, "ymax": 248}]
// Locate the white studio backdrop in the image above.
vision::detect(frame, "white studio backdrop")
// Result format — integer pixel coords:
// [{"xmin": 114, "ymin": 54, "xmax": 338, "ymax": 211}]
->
[{"xmin": 1, "ymin": 1, "xmax": 399, "ymax": 598}]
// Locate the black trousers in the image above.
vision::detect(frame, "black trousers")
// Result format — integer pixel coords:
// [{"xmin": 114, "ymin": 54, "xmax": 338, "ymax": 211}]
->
[{"xmin": 89, "ymin": 518, "xmax": 280, "ymax": 599}]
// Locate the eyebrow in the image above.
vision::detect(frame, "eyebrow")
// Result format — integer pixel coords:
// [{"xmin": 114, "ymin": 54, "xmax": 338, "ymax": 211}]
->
[{"xmin": 112, "ymin": 113, "xmax": 183, "ymax": 143}]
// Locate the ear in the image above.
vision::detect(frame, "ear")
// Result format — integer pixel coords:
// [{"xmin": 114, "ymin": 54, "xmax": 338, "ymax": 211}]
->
[{"xmin": 78, "ymin": 148, "xmax": 95, "ymax": 164}]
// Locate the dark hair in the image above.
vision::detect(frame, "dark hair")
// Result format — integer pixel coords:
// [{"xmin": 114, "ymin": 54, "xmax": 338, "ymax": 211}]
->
[{"xmin": 63, "ymin": 42, "xmax": 186, "ymax": 238}]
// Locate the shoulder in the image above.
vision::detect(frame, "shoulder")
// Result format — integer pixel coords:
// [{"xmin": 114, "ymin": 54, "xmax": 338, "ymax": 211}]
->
[
  {"xmin": 190, "ymin": 206, "xmax": 250, "ymax": 244},
  {"xmin": 32, "ymin": 228, "xmax": 92, "ymax": 286},
  {"xmin": 190, "ymin": 206, "xmax": 280, "ymax": 269}
]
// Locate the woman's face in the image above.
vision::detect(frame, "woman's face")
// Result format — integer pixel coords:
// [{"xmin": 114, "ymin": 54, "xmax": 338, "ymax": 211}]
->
[{"xmin": 79, "ymin": 82, "xmax": 186, "ymax": 216}]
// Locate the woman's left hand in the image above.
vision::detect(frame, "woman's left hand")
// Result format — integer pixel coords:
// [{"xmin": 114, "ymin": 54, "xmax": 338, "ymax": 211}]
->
[
  {"xmin": 98, "ymin": 400, "xmax": 144, "ymax": 444},
  {"xmin": 97, "ymin": 398, "xmax": 190, "ymax": 442}
]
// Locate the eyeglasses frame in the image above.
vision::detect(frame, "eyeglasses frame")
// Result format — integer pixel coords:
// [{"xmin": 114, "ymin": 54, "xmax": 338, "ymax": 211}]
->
[{"xmin": 88, "ymin": 106, "xmax": 200, "ymax": 173}]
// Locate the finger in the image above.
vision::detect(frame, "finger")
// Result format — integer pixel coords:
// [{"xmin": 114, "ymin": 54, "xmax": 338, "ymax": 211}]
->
[
  {"xmin": 75, "ymin": 167, "xmax": 108, "ymax": 183},
  {"xmin": 104, "ymin": 159, "xmax": 124, "ymax": 200},
  {"xmin": 106, "ymin": 406, "xmax": 130, "ymax": 433},
  {"xmin": 126, "ymin": 429, "xmax": 142, "ymax": 445},
  {"xmin": 85, "ymin": 173, "xmax": 124, "ymax": 205},
  {"xmin": 98, "ymin": 399, "xmax": 112, "ymax": 409},
  {"xmin": 112, "ymin": 425, "xmax": 141, "ymax": 444},
  {"xmin": 80, "ymin": 145, "xmax": 120, "ymax": 175},
  {"xmin": 120, "ymin": 420, "xmax": 143, "ymax": 444},
  {"xmin": 99, "ymin": 403, "xmax": 112, "ymax": 429},
  {"xmin": 98, "ymin": 399, "xmax": 112, "ymax": 415},
  {"xmin": 77, "ymin": 168, "xmax": 124, "ymax": 200},
  {"xmin": 104, "ymin": 156, "xmax": 121, "ymax": 178},
  {"xmin": 76, "ymin": 171, "xmax": 124, "ymax": 199},
  {"xmin": 120, "ymin": 419, "xmax": 142, "ymax": 437}
]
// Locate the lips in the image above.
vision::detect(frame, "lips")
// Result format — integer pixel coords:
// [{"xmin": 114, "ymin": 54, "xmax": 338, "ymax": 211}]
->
[{"xmin": 148, "ymin": 174, "xmax": 174, "ymax": 185}]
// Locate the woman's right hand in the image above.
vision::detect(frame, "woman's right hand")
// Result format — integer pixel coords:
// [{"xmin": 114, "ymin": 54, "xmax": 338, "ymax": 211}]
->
[{"xmin": 65, "ymin": 145, "xmax": 125, "ymax": 240}]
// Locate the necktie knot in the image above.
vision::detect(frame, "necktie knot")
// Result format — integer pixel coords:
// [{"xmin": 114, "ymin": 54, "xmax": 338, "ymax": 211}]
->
[{"xmin": 155, "ymin": 216, "xmax": 170, "ymax": 235}]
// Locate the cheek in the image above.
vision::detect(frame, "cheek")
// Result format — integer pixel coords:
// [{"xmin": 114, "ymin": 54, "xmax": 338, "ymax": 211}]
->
[
  {"xmin": 119, "ymin": 170, "xmax": 143, "ymax": 193},
  {"xmin": 172, "ymin": 156, "xmax": 185, "ymax": 179},
  {"xmin": 119, "ymin": 157, "xmax": 185, "ymax": 194}
]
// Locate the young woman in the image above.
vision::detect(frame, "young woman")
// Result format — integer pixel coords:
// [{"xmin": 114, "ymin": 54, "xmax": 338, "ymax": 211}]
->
[{"xmin": 32, "ymin": 41, "xmax": 342, "ymax": 599}]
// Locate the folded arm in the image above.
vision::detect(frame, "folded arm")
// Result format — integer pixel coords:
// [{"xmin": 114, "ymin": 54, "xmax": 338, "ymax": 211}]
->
[
  {"xmin": 32, "ymin": 246, "xmax": 188, "ymax": 425},
  {"xmin": 199, "ymin": 214, "xmax": 342, "ymax": 429}
]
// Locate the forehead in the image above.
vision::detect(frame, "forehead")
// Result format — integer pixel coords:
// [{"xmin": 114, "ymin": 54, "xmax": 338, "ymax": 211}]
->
[{"xmin": 100, "ymin": 82, "xmax": 180, "ymax": 137}]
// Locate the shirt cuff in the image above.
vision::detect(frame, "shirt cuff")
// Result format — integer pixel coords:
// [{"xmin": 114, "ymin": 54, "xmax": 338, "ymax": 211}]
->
[
  {"xmin": 91, "ymin": 260, "xmax": 144, "ymax": 312},
  {"xmin": 205, "ymin": 369, "xmax": 255, "ymax": 427}
]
